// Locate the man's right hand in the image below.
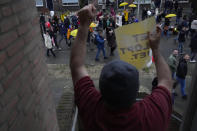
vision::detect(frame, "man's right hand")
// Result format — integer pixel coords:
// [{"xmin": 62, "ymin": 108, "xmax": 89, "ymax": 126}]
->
[{"xmin": 77, "ymin": 4, "xmax": 96, "ymax": 27}]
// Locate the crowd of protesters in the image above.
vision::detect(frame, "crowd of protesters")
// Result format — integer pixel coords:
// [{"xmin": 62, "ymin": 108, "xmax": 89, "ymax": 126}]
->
[
  {"xmin": 39, "ymin": 10, "xmax": 119, "ymax": 60},
  {"xmin": 39, "ymin": 0, "xmax": 197, "ymax": 101}
]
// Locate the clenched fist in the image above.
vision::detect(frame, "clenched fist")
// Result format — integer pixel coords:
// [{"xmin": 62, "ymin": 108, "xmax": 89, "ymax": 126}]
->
[
  {"xmin": 147, "ymin": 26, "xmax": 162, "ymax": 50},
  {"xmin": 77, "ymin": 4, "xmax": 96, "ymax": 27}
]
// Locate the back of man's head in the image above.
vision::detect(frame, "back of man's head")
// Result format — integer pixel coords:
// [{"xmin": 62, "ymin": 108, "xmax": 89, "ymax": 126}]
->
[{"xmin": 99, "ymin": 60, "xmax": 139, "ymax": 109}]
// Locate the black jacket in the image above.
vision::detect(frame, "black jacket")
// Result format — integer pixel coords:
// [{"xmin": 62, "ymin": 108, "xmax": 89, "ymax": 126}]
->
[
  {"xmin": 178, "ymin": 30, "xmax": 186, "ymax": 42},
  {"xmin": 176, "ymin": 58, "xmax": 187, "ymax": 79}
]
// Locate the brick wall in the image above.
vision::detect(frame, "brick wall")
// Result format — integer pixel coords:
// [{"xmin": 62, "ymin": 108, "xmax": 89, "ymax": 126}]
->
[{"xmin": 0, "ymin": 0, "xmax": 59, "ymax": 131}]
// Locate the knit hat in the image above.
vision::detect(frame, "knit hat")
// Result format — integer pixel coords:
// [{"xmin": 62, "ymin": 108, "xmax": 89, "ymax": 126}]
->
[{"xmin": 99, "ymin": 60, "xmax": 139, "ymax": 108}]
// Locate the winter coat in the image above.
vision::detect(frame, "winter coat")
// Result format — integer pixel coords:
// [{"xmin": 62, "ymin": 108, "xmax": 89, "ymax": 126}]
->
[
  {"xmin": 168, "ymin": 54, "xmax": 177, "ymax": 74},
  {"xmin": 64, "ymin": 18, "xmax": 70, "ymax": 29},
  {"xmin": 59, "ymin": 23, "xmax": 66, "ymax": 35},
  {"xmin": 44, "ymin": 34, "xmax": 53, "ymax": 49},
  {"xmin": 176, "ymin": 58, "xmax": 187, "ymax": 79},
  {"xmin": 106, "ymin": 27, "xmax": 116, "ymax": 48},
  {"xmin": 178, "ymin": 30, "xmax": 186, "ymax": 42},
  {"xmin": 40, "ymin": 15, "xmax": 45, "ymax": 24},
  {"xmin": 95, "ymin": 34, "xmax": 105, "ymax": 48}
]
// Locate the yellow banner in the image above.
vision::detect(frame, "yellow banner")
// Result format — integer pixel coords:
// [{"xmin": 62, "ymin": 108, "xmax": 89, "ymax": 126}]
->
[{"xmin": 115, "ymin": 17, "xmax": 156, "ymax": 69}]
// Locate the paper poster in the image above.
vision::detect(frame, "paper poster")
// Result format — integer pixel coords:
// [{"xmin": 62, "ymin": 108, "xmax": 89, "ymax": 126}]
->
[
  {"xmin": 116, "ymin": 15, "xmax": 122, "ymax": 27},
  {"xmin": 115, "ymin": 17, "xmax": 156, "ymax": 69}
]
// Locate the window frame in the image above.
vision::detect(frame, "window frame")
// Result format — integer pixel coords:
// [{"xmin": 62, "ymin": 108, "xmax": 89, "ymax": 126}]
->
[
  {"xmin": 62, "ymin": 0, "xmax": 79, "ymax": 6},
  {"xmin": 35, "ymin": 0, "xmax": 44, "ymax": 7}
]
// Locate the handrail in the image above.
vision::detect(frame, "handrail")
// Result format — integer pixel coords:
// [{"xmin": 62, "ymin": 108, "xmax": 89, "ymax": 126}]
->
[{"xmin": 71, "ymin": 106, "xmax": 78, "ymax": 131}]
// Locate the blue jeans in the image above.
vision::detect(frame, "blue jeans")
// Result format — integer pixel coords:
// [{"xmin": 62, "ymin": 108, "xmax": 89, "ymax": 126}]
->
[
  {"xmin": 176, "ymin": 76, "xmax": 186, "ymax": 96},
  {"xmin": 178, "ymin": 42, "xmax": 184, "ymax": 54},
  {"xmin": 96, "ymin": 44, "xmax": 106, "ymax": 59}
]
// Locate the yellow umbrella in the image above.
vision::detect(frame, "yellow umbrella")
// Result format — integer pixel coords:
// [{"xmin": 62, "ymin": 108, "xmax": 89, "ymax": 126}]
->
[
  {"xmin": 129, "ymin": 4, "xmax": 137, "ymax": 8},
  {"xmin": 119, "ymin": 2, "xmax": 128, "ymax": 7},
  {"xmin": 90, "ymin": 22, "xmax": 97, "ymax": 28},
  {"xmin": 71, "ymin": 29, "xmax": 78, "ymax": 37},
  {"xmin": 165, "ymin": 14, "xmax": 176, "ymax": 18}
]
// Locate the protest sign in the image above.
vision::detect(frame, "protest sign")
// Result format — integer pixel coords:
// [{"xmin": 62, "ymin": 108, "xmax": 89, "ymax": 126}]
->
[{"xmin": 115, "ymin": 17, "xmax": 156, "ymax": 69}]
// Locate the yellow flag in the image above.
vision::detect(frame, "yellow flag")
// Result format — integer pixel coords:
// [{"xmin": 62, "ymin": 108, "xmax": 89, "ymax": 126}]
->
[{"xmin": 115, "ymin": 17, "xmax": 156, "ymax": 69}]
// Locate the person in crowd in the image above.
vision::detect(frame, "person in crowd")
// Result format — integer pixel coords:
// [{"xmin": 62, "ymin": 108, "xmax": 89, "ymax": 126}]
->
[
  {"xmin": 58, "ymin": 20, "xmax": 68, "ymax": 45},
  {"xmin": 106, "ymin": 16, "xmax": 110, "ymax": 27},
  {"xmin": 189, "ymin": 23, "xmax": 197, "ymax": 62},
  {"xmin": 53, "ymin": 15, "xmax": 59, "ymax": 25},
  {"xmin": 106, "ymin": 23, "xmax": 117, "ymax": 56},
  {"xmin": 64, "ymin": 16, "xmax": 70, "ymax": 29},
  {"xmin": 176, "ymin": 7, "xmax": 183, "ymax": 25},
  {"xmin": 168, "ymin": 49, "xmax": 179, "ymax": 78},
  {"xmin": 124, "ymin": 9, "xmax": 129, "ymax": 25},
  {"xmin": 40, "ymin": 13, "xmax": 46, "ymax": 34},
  {"xmin": 70, "ymin": 4, "xmax": 172, "ymax": 131},
  {"xmin": 98, "ymin": 17, "xmax": 103, "ymax": 28},
  {"xmin": 176, "ymin": 54, "xmax": 190, "ymax": 100},
  {"xmin": 95, "ymin": 29, "xmax": 107, "ymax": 61},
  {"xmin": 67, "ymin": 25, "xmax": 72, "ymax": 47},
  {"xmin": 72, "ymin": 15, "xmax": 78, "ymax": 29},
  {"xmin": 156, "ymin": 12, "xmax": 162, "ymax": 24},
  {"xmin": 181, "ymin": 16, "xmax": 189, "ymax": 39},
  {"xmin": 167, "ymin": 49, "xmax": 178, "ymax": 97},
  {"xmin": 103, "ymin": 15, "xmax": 107, "ymax": 31},
  {"xmin": 97, "ymin": 10, "xmax": 103, "ymax": 21},
  {"xmin": 44, "ymin": 30, "xmax": 56, "ymax": 57},
  {"xmin": 51, "ymin": 19, "xmax": 60, "ymax": 49},
  {"xmin": 109, "ymin": 17, "xmax": 115, "ymax": 29},
  {"xmin": 168, "ymin": 0, "xmax": 174, "ymax": 13},
  {"xmin": 142, "ymin": 7, "xmax": 147, "ymax": 20},
  {"xmin": 164, "ymin": 18, "xmax": 170, "ymax": 38},
  {"xmin": 122, "ymin": 13, "xmax": 126, "ymax": 25},
  {"xmin": 174, "ymin": 0, "xmax": 179, "ymax": 12},
  {"xmin": 178, "ymin": 27, "xmax": 186, "ymax": 54}
]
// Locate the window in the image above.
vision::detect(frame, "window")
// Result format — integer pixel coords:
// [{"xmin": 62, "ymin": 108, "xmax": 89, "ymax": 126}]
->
[
  {"xmin": 133, "ymin": 0, "xmax": 151, "ymax": 4},
  {"xmin": 62, "ymin": 0, "xmax": 79, "ymax": 6},
  {"xmin": 35, "ymin": 0, "xmax": 44, "ymax": 7},
  {"xmin": 98, "ymin": 0, "xmax": 106, "ymax": 5}
]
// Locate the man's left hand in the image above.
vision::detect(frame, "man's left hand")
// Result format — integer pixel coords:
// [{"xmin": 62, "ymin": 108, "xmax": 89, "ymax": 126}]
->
[{"xmin": 77, "ymin": 4, "xmax": 96, "ymax": 27}]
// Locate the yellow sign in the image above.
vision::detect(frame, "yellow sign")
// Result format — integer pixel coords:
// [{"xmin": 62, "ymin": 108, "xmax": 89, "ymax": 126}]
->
[{"xmin": 115, "ymin": 17, "xmax": 156, "ymax": 69}]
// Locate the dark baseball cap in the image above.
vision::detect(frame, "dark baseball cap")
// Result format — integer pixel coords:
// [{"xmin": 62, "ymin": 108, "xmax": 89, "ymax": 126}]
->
[{"xmin": 99, "ymin": 60, "xmax": 139, "ymax": 108}]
